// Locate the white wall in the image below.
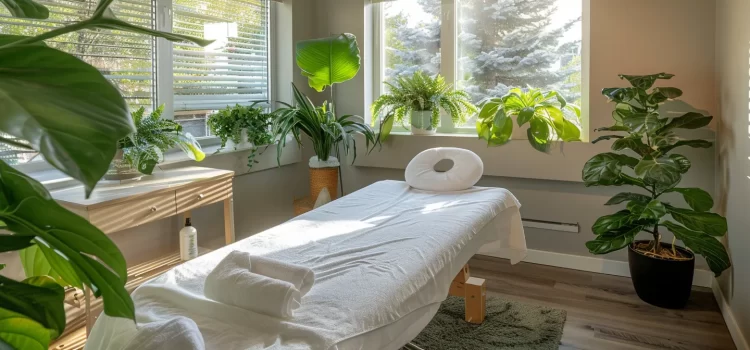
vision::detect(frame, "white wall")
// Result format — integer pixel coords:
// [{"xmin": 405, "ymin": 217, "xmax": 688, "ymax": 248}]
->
[
  {"xmin": 715, "ymin": 0, "xmax": 750, "ymax": 344},
  {"xmin": 301, "ymin": 0, "xmax": 718, "ymax": 269}
]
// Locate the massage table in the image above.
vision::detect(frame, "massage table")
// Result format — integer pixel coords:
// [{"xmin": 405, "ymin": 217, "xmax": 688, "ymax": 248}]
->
[{"xmin": 86, "ymin": 180, "xmax": 526, "ymax": 350}]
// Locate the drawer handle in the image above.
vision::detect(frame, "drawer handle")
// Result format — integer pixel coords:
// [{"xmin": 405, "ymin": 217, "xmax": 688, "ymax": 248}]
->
[
  {"xmin": 197, "ymin": 193, "xmax": 205, "ymax": 199},
  {"xmin": 150, "ymin": 206, "xmax": 157, "ymax": 212}
]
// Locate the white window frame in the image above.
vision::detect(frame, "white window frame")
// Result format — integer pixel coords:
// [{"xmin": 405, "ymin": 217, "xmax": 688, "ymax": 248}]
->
[{"xmin": 371, "ymin": 0, "xmax": 590, "ymax": 138}]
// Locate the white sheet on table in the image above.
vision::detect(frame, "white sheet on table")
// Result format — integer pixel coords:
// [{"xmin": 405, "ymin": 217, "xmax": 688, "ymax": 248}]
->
[{"xmin": 87, "ymin": 180, "xmax": 526, "ymax": 350}]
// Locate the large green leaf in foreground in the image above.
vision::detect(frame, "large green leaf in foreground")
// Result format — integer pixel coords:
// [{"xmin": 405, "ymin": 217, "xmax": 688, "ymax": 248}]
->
[
  {"xmin": 0, "ymin": 42, "xmax": 134, "ymax": 196},
  {"xmin": 296, "ymin": 33, "xmax": 361, "ymax": 92},
  {"xmin": 0, "ymin": 161, "xmax": 134, "ymax": 320}
]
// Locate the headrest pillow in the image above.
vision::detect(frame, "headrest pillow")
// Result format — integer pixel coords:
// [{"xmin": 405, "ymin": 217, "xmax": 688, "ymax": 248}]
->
[{"xmin": 404, "ymin": 147, "xmax": 484, "ymax": 191}]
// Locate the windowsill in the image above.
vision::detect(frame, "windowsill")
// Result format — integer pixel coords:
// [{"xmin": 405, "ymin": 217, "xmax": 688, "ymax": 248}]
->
[{"xmin": 24, "ymin": 137, "xmax": 300, "ymax": 192}]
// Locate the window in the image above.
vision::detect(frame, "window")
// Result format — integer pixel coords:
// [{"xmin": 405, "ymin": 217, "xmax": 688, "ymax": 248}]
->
[
  {"xmin": 377, "ymin": 0, "xmax": 585, "ymax": 133},
  {"xmin": 0, "ymin": 0, "xmax": 270, "ymax": 163}
]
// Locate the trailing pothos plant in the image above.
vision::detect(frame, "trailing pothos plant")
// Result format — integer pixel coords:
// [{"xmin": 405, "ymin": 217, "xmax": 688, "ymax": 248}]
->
[
  {"xmin": 0, "ymin": 0, "xmax": 211, "ymax": 348},
  {"xmin": 476, "ymin": 87, "xmax": 582, "ymax": 152},
  {"xmin": 208, "ymin": 102, "xmax": 273, "ymax": 169},
  {"xmin": 583, "ymin": 73, "xmax": 730, "ymax": 276}
]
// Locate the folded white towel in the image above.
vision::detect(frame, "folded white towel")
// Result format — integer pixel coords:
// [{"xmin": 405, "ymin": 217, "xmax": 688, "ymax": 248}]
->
[
  {"xmin": 204, "ymin": 251, "xmax": 301, "ymax": 318},
  {"xmin": 251, "ymin": 255, "xmax": 316, "ymax": 296},
  {"xmin": 123, "ymin": 317, "xmax": 205, "ymax": 350}
]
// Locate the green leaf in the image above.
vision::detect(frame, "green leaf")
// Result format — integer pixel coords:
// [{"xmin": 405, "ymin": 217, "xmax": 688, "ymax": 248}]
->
[
  {"xmin": 619, "ymin": 73, "xmax": 674, "ymax": 90},
  {"xmin": 666, "ymin": 206, "xmax": 727, "ymax": 236},
  {"xmin": 612, "ymin": 136, "xmax": 651, "ymax": 156},
  {"xmin": 0, "ymin": 46, "xmax": 134, "ymax": 196},
  {"xmin": 595, "ymin": 125, "xmax": 630, "ymax": 132},
  {"xmin": 19, "ymin": 245, "xmax": 57, "ymax": 281},
  {"xmin": 586, "ymin": 225, "xmax": 643, "ymax": 254},
  {"xmin": 0, "ymin": 235, "xmax": 34, "ymax": 252},
  {"xmin": 622, "ymin": 112, "xmax": 663, "ymax": 134},
  {"xmin": 602, "ymin": 87, "xmax": 637, "ymax": 102},
  {"xmin": 648, "ymin": 87, "xmax": 683, "ymax": 104},
  {"xmin": 606, "ymin": 192, "xmax": 651, "ymax": 206},
  {"xmin": 634, "ymin": 156, "xmax": 681, "ymax": 192},
  {"xmin": 582, "ymin": 153, "xmax": 638, "ymax": 186},
  {"xmin": 0, "ymin": 0, "xmax": 48, "ymax": 19},
  {"xmin": 591, "ymin": 135, "xmax": 624, "ymax": 144},
  {"xmin": 0, "ymin": 275, "xmax": 65, "ymax": 339},
  {"xmin": 0, "ymin": 307, "xmax": 51, "ymax": 350},
  {"xmin": 666, "ymin": 187, "xmax": 713, "ymax": 212},
  {"xmin": 22, "ymin": 241, "xmax": 82, "ymax": 289},
  {"xmin": 559, "ymin": 118, "xmax": 581, "ymax": 142},
  {"xmin": 662, "ymin": 221, "xmax": 730, "ymax": 276},
  {"xmin": 657, "ymin": 112, "xmax": 712, "ymax": 133},
  {"xmin": 669, "ymin": 154, "xmax": 691, "ymax": 173},
  {"xmin": 487, "ymin": 114, "xmax": 513, "ymax": 146},
  {"xmin": 659, "ymin": 139, "xmax": 712, "ymax": 153},
  {"xmin": 0, "ymin": 35, "xmax": 46, "ymax": 47},
  {"xmin": 592, "ymin": 210, "xmax": 633, "ymax": 235},
  {"xmin": 93, "ymin": 17, "xmax": 213, "ymax": 47},
  {"xmin": 296, "ymin": 33, "xmax": 361, "ymax": 92},
  {"xmin": 527, "ymin": 117, "xmax": 551, "ymax": 152},
  {"xmin": 638, "ymin": 199, "xmax": 667, "ymax": 220},
  {"xmin": 0, "ymin": 161, "xmax": 134, "ymax": 320},
  {"xmin": 378, "ymin": 112, "xmax": 394, "ymax": 142},
  {"xmin": 517, "ymin": 107, "xmax": 535, "ymax": 126}
]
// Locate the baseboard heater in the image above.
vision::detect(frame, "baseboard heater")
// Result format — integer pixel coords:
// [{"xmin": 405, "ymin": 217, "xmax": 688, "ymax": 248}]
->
[{"xmin": 521, "ymin": 218, "xmax": 579, "ymax": 233}]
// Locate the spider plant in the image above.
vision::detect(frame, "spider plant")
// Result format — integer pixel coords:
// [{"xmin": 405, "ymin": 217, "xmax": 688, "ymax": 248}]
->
[
  {"xmin": 272, "ymin": 83, "xmax": 378, "ymax": 164},
  {"xmin": 371, "ymin": 71, "xmax": 477, "ymax": 138},
  {"xmin": 118, "ymin": 105, "xmax": 205, "ymax": 175}
]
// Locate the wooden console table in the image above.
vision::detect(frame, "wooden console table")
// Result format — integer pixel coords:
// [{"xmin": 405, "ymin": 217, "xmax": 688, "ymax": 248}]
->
[{"xmin": 49, "ymin": 166, "xmax": 235, "ymax": 349}]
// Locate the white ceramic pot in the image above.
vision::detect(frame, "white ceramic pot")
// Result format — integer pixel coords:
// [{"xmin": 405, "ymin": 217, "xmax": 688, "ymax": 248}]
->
[
  {"xmin": 226, "ymin": 128, "xmax": 254, "ymax": 150},
  {"xmin": 410, "ymin": 110, "xmax": 437, "ymax": 135}
]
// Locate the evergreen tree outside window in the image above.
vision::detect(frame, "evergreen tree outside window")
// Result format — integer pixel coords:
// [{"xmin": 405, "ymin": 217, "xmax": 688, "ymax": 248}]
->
[{"xmin": 380, "ymin": 0, "xmax": 584, "ymax": 132}]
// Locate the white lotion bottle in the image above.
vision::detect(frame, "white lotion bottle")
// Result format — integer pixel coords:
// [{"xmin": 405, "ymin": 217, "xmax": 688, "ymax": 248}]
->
[{"xmin": 179, "ymin": 218, "xmax": 198, "ymax": 261}]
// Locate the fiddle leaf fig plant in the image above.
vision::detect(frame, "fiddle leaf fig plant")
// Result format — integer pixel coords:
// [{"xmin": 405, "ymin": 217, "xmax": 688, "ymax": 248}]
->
[
  {"xmin": 583, "ymin": 73, "xmax": 730, "ymax": 276},
  {"xmin": 476, "ymin": 87, "xmax": 582, "ymax": 152},
  {"xmin": 0, "ymin": 0, "xmax": 212, "ymax": 348}
]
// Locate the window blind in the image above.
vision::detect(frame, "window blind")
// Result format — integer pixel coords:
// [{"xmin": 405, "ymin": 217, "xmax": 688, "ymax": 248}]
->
[
  {"xmin": 172, "ymin": 0, "xmax": 269, "ymax": 112},
  {"xmin": 0, "ymin": 0, "xmax": 156, "ymax": 108},
  {"xmin": 0, "ymin": 0, "xmax": 155, "ymax": 164}
]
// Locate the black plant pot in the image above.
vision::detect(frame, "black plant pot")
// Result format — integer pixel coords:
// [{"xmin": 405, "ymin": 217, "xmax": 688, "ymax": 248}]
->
[{"xmin": 628, "ymin": 240, "xmax": 695, "ymax": 309}]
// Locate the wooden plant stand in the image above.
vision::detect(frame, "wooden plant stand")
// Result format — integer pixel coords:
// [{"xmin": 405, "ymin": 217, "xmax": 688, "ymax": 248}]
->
[{"xmin": 448, "ymin": 264, "xmax": 486, "ymax": 324}]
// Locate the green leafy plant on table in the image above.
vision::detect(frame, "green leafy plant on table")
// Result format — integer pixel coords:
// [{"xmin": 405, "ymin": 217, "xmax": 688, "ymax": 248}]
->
[
  {"xmin": 208, "ymin": 102, "xmax": 274, "ymax": 169},
  {"xmin": 273, "ymin": 33, "xmax": 378, "ymax": 165},
  {"xmin": 372, "ymin": 71, "xmax": 477, "ymax": 137},
  {"xmin": 475, "ymin": 87, "xmax": 582, "ymax": 152},
  {"xmin": 583, "ymin": 73, "xmax": 729, "ymax": 274},
  {"xmin": 0, "ymin": 0, "xmax": 212, "ymax": 348},
  {"xmin": 114, "ymin": 105, "xmax": 205, "ymax": 176}
]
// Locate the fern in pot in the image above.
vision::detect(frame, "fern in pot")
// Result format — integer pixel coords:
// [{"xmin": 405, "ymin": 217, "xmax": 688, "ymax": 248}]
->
[
  {"xmin": 583, "ymin": 73, "xmax": 730, "ymax": 309},
  {"xmin": 108, "ymin": 105, "xmax": 205, "ymax": 180},
  {"xmin": 372, "ymin": 71, "xmax": 477, "ymax": 137}
]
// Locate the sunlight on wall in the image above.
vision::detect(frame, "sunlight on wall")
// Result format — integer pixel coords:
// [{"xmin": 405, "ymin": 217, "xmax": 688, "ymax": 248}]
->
[{"xmin": 747, "ymin": 45, "xmax": 750, "ymax": 180}]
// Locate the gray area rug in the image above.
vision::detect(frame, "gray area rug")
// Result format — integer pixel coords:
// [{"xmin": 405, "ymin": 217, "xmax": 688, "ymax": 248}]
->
[{"xmin": 405, "ymin": 296, "xmax": 566, "ymax": 350}]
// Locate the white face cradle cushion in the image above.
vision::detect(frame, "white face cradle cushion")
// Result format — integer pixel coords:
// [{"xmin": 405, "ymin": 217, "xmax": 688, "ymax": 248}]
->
[{"xmin": 405, "ymin": 147, "xmax": 484, "ymax": 191}]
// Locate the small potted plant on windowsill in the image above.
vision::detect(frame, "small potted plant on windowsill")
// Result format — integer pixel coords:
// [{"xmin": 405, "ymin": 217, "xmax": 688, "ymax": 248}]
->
[
  {"xmin": 475, "ymin": 87, "xmax": 582, "ymax": 152},
  {"xmin": 207, "ymin": 102, "xmax": 273, "ymax": 169},
  {"xmin": 372, "ymin": 71, "xmax": 477, "ymax": 138},
  {"xmin": 107, "ymin": 105, "xmax": 205, "ymax": 180},
  {"xmin": 583, "ymin": 73, "xmax": 730, "ymax": 309}
]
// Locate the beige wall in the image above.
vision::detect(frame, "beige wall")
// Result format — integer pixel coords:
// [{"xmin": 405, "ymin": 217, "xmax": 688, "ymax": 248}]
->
[
  {"xmin": 299, "ymin": 0, "xmax": 718, "ymax": 270},
  {"xmin": 716, "ymin": 0, "xmax": 750, "ymax": 343}
]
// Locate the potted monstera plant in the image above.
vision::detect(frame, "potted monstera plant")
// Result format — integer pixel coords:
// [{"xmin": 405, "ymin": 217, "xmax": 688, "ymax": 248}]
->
[
  {"xmin": 372, "ymin": 71, "xmax": 476, "ymax": 137},
  {"xmin": 583, "ymin": 73, "xmax": 730, "ymax": 309},
  {"xmin": 273, "ymin": 33, "xmax": 378, "ymax": 201}
]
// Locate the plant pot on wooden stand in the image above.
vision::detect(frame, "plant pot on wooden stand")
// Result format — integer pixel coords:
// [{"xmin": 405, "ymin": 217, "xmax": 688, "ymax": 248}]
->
[
  {"xmin": 294, "ymin": 156, "xmax": 339, "ymax": 216},
  {"xmin": 410, "ymin": 110, "xmax": 436, "ymax": 135},
  {"xmin": 628, "ymin": 241, "xmax": 695, "ymax": 309}
]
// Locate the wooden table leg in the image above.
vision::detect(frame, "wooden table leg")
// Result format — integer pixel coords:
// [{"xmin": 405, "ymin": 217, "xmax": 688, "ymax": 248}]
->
[
  {"xmin": 223, "ymin": 197, "xmax": 235, "ymax": 244},
  {"xmin": 465, "ymin": 277, "xmax": 486, "ymax": 324},
  {"xmin": 84, "ymin": 285, "xmax": 92, "ymax": 335}
]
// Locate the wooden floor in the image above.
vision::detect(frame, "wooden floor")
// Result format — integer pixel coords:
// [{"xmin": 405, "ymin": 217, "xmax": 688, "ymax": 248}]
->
[{"xmin": 468, "ymin": 255, "xmax": 736, "ymax": 350}]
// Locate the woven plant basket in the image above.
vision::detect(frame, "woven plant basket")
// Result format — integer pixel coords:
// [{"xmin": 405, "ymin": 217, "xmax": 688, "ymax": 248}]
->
[{"xmin": 310, "ymin": 167, "xmax": 338, "ymax": 200}]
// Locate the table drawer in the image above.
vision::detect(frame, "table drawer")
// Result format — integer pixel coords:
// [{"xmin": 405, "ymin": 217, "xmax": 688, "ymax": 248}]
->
[
  {"xmin": 89, "ymin": 192, "xmax": 177, "ymax": 234},
  {"xmin": 176, "ymin": 178, "xmax": 232, "ymax": 213}
]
